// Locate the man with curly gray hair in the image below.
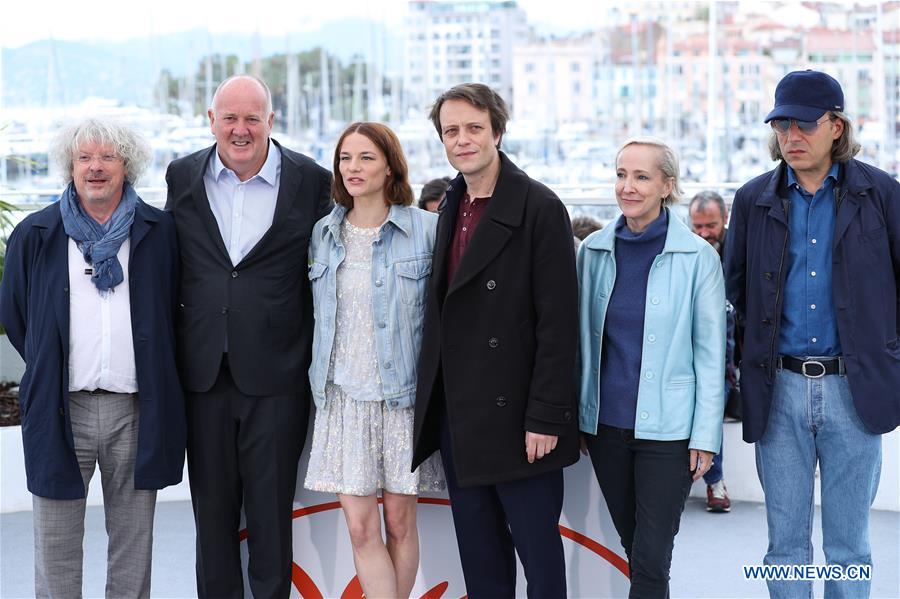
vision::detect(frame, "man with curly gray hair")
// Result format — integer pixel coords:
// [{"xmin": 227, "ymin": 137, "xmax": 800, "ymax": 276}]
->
[{"xmin": 0, "ymin": 118, "xmax": 186, "ymax": 597}]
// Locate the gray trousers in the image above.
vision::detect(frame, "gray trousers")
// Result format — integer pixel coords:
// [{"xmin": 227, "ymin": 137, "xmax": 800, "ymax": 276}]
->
[{"xmin": 32, "ymin": 392, "xmax": 156, "ymax": 599}]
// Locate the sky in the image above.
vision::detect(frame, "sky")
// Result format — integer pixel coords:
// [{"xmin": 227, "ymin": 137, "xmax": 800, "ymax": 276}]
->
[{"xmin": 1, "ymin": 0, "xmax": 586, "ymax": 49}]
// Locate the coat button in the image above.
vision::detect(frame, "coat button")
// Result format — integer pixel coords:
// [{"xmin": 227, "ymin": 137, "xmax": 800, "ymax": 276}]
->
[
  {"xmin": 384, "ymin": 361, "xmax": 393, "ymax": 369},
  {"xmin": 378, "ymin": 322, "xmax": 386, "ymax": 328},
  {"xmin": 375, "ymin": 280, "xmax": 383, "ymax": 287},
  {"xmin": 496, "ymin": 396, "xmax": 507, "ymax": 407},
  {"xmin": 762, "ymin": 319, "xmax": 772, "ymax": 325},
  {"xmin": 564, "ymin": 410, "xmax": 572, "ymax": 421},
  {"xmin": 764, "ymin": 272, "xmax": 773, "ymax": 280},
  {"xmin": 231, "ymin": 271, "xmax": 239, "ymax": 278},
  {"xmin": 221, "ymin": 307, "xmax": 228, "ymax": 315},
  {"xmin": 59, "ymin": 407, "xmax": 65, "ymax": 416},
  {"xmin": 488, "ymin": 337, "xmax": 499, "ymax": 348},
  {"xmin": 486, "ymin": 280, "xmax": 496, "ymax": 290}
]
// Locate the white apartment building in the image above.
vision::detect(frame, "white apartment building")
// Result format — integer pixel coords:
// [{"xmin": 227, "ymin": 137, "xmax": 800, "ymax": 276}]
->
[
  {"xmin": 513, "ymin": 22, "xmax": 663, "ymax": 134},
  {"xmin": 404, "ymin": 0, "xmax": 528, "ymax": 114},
  {"xmin": 512, "ymin": 34, "xmax": 603, "ymax": 126}
]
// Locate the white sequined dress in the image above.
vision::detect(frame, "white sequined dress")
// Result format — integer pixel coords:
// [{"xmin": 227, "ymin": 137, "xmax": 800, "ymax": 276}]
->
[{"xmin": 304, "ymin": 220, "xmax": 445, "ymax": 496}]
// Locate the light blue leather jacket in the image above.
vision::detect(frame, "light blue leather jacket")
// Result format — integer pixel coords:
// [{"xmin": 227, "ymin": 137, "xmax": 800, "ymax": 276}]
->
[
  {"xmin": 308, "ymin": 204, "xmax": 437, "ymax": 410},
  {"xmin": 576, "ymin": 211, "xmax": 726, "ymax": 453}
]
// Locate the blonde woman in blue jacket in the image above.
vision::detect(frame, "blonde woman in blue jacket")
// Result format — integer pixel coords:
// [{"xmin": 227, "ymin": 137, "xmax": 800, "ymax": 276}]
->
[{"xmin": 576, "ymin": 137, "xmax": 726, "ymax": 598}]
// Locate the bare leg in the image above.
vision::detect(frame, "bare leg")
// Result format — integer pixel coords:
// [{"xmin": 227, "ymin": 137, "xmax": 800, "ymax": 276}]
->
[
  {"xmin": 339, "ymin": 494, "xmax": 397, "ymax": 598},
  {"xmin": 382, "ymin": 492, "xmax": 420, "ymax": 598}
]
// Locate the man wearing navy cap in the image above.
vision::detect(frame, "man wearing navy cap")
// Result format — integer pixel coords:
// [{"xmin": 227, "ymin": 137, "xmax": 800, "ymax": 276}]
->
[{"xmin": 726, "ymin": 70, "xmax": 899, "ymax": 597}]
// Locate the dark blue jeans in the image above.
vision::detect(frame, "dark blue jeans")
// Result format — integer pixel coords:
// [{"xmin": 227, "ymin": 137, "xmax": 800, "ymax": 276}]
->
[{"xmin": 702, "ymin": 444, "xmax": 724, "ymax": 485}]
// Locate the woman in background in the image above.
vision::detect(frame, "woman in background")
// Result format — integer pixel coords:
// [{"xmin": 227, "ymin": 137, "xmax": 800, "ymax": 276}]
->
[
  {"xmin": 304, "ymin": 122, "xmax": 444, "ymax": 598},
  {"xmin": 576, "ymin": 137, "xmax": 726, "ymax": 598}
]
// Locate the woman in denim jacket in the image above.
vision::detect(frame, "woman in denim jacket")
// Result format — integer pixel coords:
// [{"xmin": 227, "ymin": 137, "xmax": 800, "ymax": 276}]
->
[
  {"xmin": 304, "ymin": 122, "xmax": 444, "ymax": 597},
  {"xmin": 576, "ymin": 138, "xmax": 725, "ymax": 598}
]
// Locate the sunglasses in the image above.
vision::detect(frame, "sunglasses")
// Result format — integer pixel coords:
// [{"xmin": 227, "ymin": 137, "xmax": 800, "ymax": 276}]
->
[{"xmin": 770, "ymin": 114, "xmax": 833, "ymax": 134}]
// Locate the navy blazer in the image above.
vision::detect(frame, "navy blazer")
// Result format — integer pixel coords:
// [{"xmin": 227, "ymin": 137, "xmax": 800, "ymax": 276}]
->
[
  {"xmin": 725, "ymin": 159, "xmax": 900, "ymax": 443},
  {"xmin": 0, "ymin": 200, "xmax": 186, "ymax": 499}
]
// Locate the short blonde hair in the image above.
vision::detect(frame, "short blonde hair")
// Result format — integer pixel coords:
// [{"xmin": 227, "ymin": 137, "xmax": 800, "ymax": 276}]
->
[{"xmin": 616, "ymin": 137, "xmax": 683, "ymax": 205}]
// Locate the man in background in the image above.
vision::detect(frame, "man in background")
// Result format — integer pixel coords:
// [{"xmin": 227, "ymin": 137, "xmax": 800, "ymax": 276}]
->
[
  {"xmin": 418, "ymin": 176, "xmax": 451, "ymax": 212},
  {"xmin": 689, "ymin": 191, "xmax": 735, "ymax": 513}
]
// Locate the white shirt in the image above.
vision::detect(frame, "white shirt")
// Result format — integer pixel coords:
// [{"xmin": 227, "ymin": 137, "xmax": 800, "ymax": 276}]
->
[
  {"xmin": 67, "ymin": 238, "xmax": 138, "ymax": 393},
  {"xmin": 204, "ymin": 139, "xmax": 281, "ymax": 266}
]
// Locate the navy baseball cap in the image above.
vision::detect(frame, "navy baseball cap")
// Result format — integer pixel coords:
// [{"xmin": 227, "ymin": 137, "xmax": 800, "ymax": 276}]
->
[{"xmin": 764, "ymin": 70, "xmax": 844, "ymax": 123}]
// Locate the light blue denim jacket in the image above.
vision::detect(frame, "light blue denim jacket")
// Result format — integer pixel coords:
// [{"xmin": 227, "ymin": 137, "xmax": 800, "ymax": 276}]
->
[
  {"xmin": 576, "ymin": 211, "xmax": 726, "ymax": 453},
  {"xmin": 308, "ymin": 204, "xmax": 437, "ymax": 410}
]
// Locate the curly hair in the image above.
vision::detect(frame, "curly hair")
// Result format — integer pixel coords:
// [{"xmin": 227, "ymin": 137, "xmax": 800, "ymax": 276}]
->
[{"xmin": 50, "ymin": 118, "xmax": 152, "ymax": 185}]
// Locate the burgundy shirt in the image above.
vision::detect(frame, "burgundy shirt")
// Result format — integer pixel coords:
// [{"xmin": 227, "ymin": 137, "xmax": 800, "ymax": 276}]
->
[{"xmin": 447, "ymin": 193, "xmax": 491, "ymax": 284}]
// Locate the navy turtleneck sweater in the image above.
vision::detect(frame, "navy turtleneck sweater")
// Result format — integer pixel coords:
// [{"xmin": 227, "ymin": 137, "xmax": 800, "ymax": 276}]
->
[{"xmin": 598, "ymin": 208, "xmax": 669, "ymax": 430}]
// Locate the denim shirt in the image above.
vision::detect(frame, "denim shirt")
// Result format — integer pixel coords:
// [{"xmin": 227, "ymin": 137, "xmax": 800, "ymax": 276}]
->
[
  {"xmin": 308, "ymin": 204, "xmax": 437, "ymax": 409},
  {"xmin": 778, "ymin": 163, "xmax": 842, "ymax": 357}
]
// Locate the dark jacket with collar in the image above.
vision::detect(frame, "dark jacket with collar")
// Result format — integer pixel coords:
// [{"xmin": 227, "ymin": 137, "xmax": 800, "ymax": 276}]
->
[
  {"xmin": 725, "ymin": 158, "xmax": 900, "ymax": 443},
  {"xmin": 0, "ymin": 200, "xmax": 186, "ymax": 499},
  {"xmin": 164, "ymin": 139, "xmax": 333, "ymax": 397},
  {"xmin": 412, "ymin": 152, "xmax": 580, "ymax": 486}
]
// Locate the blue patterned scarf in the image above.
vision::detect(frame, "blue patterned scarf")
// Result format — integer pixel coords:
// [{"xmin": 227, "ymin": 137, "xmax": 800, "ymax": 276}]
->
[{"xmin": 59, "ymin": 181, "xmax": 137, "ymax": 293}]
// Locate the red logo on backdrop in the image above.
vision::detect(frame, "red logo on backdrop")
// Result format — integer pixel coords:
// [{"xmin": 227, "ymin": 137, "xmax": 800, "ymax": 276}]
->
[{"xmin": 239, "ymin": 497, "xmax": 629, "ymax": 598}]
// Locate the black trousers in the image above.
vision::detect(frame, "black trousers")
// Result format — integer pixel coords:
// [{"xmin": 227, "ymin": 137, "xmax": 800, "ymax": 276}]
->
[
  {"xmin": 186, "ymin": 357, "xmax": 308, "ymax": 599},
  {"xmin": 440, "ymin": 414, "xmax": 567, "ymax": 599},
  {"xmin": 585, "ymin": 425, "xmax": 692, "ymax": 599}
]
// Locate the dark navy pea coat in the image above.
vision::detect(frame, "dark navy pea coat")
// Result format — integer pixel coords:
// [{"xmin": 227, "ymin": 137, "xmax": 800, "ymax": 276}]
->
[{"xmin": 412, "ymin": 152, "xmax": 580, "ymax": 486}]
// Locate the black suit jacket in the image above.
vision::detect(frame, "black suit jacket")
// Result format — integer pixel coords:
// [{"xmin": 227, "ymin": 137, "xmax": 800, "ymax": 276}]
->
[
  {"xmin": 412, "ymin": 152, "xmax": 579, "ymax": 487},
  {"xmin": 165, "ymin": 139, "xmax": 332, "ymax": 397}
]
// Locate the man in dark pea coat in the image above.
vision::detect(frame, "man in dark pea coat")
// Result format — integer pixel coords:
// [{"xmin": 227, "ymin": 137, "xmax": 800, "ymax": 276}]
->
[{"xmin": 412, "ymin": 83, "xmax": 579, "ymax": 598}]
